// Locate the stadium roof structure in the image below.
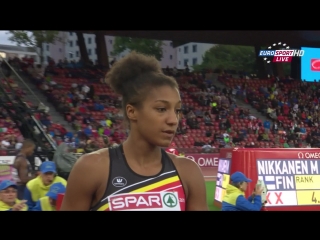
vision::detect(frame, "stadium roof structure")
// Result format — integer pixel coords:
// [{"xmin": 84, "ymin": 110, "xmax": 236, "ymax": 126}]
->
[
  {"xmin": 0, "ymin": 44, "xmax": 36, "ymax": 53},
  {"xmin": 72, "ymin": 30, "xmax": 320, "ymax": 48}
]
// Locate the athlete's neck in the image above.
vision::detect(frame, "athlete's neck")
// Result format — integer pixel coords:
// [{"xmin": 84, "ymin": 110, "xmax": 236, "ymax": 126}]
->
[
  {"xmin": 18, "ymin": 151, "xmax": 27, "ymax": 157},
  {"xmin": 123, "ymin": 135, "xmax": 162, "ymax": 166}
]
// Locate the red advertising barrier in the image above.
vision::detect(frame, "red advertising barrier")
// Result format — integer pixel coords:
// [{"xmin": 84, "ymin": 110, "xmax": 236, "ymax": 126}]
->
[{"xmin": 185, "ymin": 153, "xmax": 219, "ymax": 168}]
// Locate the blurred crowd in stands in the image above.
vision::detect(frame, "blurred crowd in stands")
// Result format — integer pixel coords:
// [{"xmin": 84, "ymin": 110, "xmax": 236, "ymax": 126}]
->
[{"xmin": 0, "ymin": 56, "xmax": 319, "ymax": 158}]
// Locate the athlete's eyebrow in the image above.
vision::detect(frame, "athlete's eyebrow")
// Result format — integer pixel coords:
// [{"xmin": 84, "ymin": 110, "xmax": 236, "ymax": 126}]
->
[{"xmin": 154, "ymin": 100, "xmax": 181, "ymax": 104}]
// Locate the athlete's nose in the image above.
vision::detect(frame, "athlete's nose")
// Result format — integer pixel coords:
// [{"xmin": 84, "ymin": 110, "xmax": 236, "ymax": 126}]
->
[{"xmin": 166, "ymin": 109, "xmax": 179, "ymax": 126}]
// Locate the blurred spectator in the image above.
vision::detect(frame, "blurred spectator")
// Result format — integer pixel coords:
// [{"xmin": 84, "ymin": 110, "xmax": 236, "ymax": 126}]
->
[
  {"xmin": 24, "ymin": 161, "xmax": 67, "ymax": 210},
  {"xmin": 202, "ymin": 143, "xmax": 215, "ymax": 153},
  {"xmin": 13, "ymin": 139, "xmax": 36, "ymax": 200},
  {"xmin": 0, "ymin": 180, "xmax": 27, "ymax": 211},
  {"xmin": 33, "ymin": 182, "xmax": 66, "ymax": 211}
]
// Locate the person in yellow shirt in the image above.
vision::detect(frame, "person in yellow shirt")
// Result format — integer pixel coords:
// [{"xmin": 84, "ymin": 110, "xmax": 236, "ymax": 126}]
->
[
  {"xmin": 0, "ymin": 180, "xmax": 28, "ymax": 211},
  {"xmin": 106, "ymin": 119, "xmax": 112, "ymax": 128},
  {"xmin": 222, "ymin": 172, "xmax": 263, "ymax": 211},
  {"xmin": 33, "ymin": 182, "xmax": 66, "ymax": 211},
  {"xmin": 24, "ymin": 161, "xmax": 67, "ymax": 211}
]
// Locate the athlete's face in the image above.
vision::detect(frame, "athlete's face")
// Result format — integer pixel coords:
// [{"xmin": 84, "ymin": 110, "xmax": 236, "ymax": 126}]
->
[{"xmin": 131, "ymin": 86, "xmax": 181, "ymax": 147}]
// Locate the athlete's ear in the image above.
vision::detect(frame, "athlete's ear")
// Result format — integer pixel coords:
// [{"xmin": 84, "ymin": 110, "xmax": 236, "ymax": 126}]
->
[{"xmin": 126, "ymin": 104, "xmax": 138, "ymax": 121}]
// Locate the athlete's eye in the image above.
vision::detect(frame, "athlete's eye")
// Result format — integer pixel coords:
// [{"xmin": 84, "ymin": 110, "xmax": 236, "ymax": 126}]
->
[{"xmin": 156, "ymin": 108, "xmax": 166, "ymax": 112}]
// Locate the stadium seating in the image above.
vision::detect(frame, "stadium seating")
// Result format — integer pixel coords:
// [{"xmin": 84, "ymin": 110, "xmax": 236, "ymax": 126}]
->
[
  {"xmin": 16, "ymin": 63, "xmax": 279, "ymax": 151},
  {"xmin": 23, "ymin": 64, "xmax": 265, "ymax": 152},
  {"xmin": 1, "ymin": 56, "xmax": 314, "ymax": 154},
  {"xmin": 0, "ymin": 77, "xmax": 24, "ymax": 154}
]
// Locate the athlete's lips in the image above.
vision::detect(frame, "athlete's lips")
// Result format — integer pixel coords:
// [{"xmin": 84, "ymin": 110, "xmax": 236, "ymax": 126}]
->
[
  {"xmin": 162, "ymin": 130, "xmax": 175, "ymax": 134},
  {"xmin": 162, "ymin": 130, "xmax": 175, "ymax": 138}
]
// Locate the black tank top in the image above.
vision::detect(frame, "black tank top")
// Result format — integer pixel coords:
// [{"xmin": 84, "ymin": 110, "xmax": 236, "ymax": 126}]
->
[
  {"xmin": 90, "ymin": 145, "xmax": 186, "ymax": 211},
  {"xmin": 13, "ymin": 153, "xmax": 33, "ymax": 184}
]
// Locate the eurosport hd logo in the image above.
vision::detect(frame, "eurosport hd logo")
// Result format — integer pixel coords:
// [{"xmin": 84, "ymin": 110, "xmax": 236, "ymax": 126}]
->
[{"xmin": 259, "ymin": 42, "xmax": 304, "ymax": 63}]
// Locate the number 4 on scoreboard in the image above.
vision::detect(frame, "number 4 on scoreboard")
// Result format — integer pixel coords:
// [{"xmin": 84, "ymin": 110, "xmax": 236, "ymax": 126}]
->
[{"xmin": 312, "ymin": 192, "xmax": 320, "ymax": 203}]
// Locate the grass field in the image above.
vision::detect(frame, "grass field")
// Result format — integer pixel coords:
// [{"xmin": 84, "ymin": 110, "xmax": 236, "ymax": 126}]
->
[{"xmin": 206, "ymin": 181, "xmax": 221, "ymax": 211}]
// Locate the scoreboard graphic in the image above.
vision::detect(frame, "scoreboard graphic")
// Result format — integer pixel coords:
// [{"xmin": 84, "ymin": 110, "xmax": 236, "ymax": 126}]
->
[{"xmin": 257, "ymin": 159, "xmax": 320, "ymax": 206}]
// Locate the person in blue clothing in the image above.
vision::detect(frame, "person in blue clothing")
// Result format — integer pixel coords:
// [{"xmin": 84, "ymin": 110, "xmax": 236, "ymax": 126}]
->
[
  {"xmin": 83, "ymin": 125, "xmax": 92, "ymax": 137},
  {"xmin": 33, "ymin": 182, "xmax": 66, "ymax": 211},
  {"xmin": 24, "ymin": 161, "xmax": 67, "ymax": 210},
  {"xmin": 0, "ymin": 180, "xmax": 28, "ymax": 211},
  {"xmin": 263, "ymin": 120, "xmax": 270, "ymax": 133},
  {"xmin": 222, "ymin": 171, "xmax": 263, "ymax": 211}
]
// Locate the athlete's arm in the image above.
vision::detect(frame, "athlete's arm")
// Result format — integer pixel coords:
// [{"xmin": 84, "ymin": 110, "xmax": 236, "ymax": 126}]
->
[
  {"xmin": 173, "ymin": 157, "xmax": 208, "ymax": 211},
  {"xmin": 60, "ymin": 151, "xmax": 107, "ymax": 211}
]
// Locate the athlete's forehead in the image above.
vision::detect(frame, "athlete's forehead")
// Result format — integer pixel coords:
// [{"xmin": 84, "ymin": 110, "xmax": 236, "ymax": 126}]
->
[{"xmin": 146, "ymin": 86, "xmax": 181, "ymax": 105}]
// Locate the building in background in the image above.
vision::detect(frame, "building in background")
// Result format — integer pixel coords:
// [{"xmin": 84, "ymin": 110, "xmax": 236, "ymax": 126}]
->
[
  {"xmin": 40, "ymin": 32, "xmax": 214, "ymax": 69},
  {"xmin": 52, "ymin": 32, "xmax": 177, "ymax": 68},
  {"xmin": 42, "ymin": 32, "xmax": 68, "ymax": 64},
  {"xmin": 0, "ymin": 44, "xmax": 39, "ymax": 63},
  {"xmin": 176, "ymin": 42, "xmax": 215, "ymax": 70}
]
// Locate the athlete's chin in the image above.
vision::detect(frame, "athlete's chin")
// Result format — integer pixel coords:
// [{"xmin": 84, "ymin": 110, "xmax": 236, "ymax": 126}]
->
[{"xmin": 156, "ymin": 139, "xmax": 173, "ymax": 148}]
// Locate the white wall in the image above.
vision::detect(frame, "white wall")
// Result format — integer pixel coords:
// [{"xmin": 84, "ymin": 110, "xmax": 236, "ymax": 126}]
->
[
  {"xmin": 40, "ymin": 32, "xmax": 68, "ymax": 65},
  {"xmin": 176, "ymin": 42, "xmax": 215, "ymax": 70},
  {"xmin": 64, "ymin": 32, "xmax": 97, "ymax": 62}
]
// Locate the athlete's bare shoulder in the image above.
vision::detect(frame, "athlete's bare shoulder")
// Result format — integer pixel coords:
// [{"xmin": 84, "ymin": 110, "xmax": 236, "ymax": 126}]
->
[
  {"xmin": 61, "ymin": 148, "xmax": 111, "ymax": 210},
  {"xmin": 85, "ymin": 148, "xmax": 110, "ymax": 162},
  {"xmin": 73, "ymin": 148, "xmax": 110, "ymax": 178},
  {"xmin": 169, "ymin": 154, "xmax": 201, "ymax": 172}
]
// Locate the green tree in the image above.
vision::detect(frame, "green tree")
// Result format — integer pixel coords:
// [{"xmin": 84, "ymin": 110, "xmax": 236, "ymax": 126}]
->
[
  {"xmin": 193, "ymin": 44, "xmax": 257, "ymax": 73},
  {"xmin": 7, "ymin": 30, "xmax": 60, "ymax": 64},
  {"xmin": 111, "ymin": 37, "xmax": 164, "ymax": 61}
]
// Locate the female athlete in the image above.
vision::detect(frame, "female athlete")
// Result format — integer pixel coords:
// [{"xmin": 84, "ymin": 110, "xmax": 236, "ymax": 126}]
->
[{"xmin": 60, "ymin": 51, "xmax": 208, "ymax": 211}]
